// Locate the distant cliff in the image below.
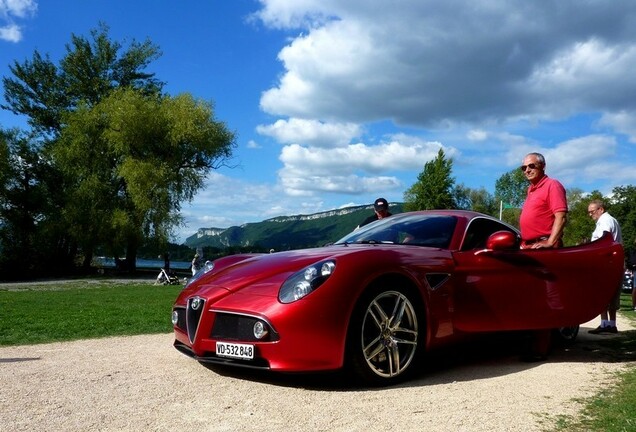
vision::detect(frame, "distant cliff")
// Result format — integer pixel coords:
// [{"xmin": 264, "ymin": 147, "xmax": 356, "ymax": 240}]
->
[{"xmin": 185, "ymin": 203, "xmax": 403, "ymax": 250}]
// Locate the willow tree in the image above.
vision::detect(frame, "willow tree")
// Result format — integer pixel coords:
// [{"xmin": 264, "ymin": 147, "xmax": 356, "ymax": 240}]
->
[
  {"xmin": 56, "ymin": 88, "xmax": 235, "ymax": 269},
  {"xmin": 1, "ymin": 24, "xmax": 235, "ymax": 273}
]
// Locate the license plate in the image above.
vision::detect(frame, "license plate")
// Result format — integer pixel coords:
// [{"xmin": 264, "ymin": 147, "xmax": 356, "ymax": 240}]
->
[{"xmin": 216, "ymin": 341, "xmax": 254, "ymax": 360}]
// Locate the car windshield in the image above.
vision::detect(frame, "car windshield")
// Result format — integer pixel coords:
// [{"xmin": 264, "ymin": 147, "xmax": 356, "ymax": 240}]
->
[{"xmin": 334, "ymin": 214, "xmax": 457, "ymax": 248}]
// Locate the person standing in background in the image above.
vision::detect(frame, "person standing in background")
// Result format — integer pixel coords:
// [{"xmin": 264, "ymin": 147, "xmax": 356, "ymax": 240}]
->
[
  {"xmin": 162, "ymin": 252, "xmax": 170, "ymax": 273},
  {"xmin": 356, "ymin": 197, "xmax": 392, "ymax": 229},
  {"xmin": 587, "ymin": 199, "xmax": 623, "ymax": 334},
  {"xmin": 191, "ymin": 253, "xmax": 201, "ymax": 276}
]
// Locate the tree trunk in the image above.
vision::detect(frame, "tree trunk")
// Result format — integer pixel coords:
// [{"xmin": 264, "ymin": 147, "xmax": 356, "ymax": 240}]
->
[{"xmin": 125, "ymin": 238, "xmax": 138, "ymax": 273}]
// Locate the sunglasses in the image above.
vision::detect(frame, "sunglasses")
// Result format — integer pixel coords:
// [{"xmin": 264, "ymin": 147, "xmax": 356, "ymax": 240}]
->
[{"xmin": 520, "ymin": 163, "xmax": 540, "ymax": 171}]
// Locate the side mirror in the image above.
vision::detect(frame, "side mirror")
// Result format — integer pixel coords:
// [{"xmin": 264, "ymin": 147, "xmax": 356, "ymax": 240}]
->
[{"xmin": 485, "ymin": 230, "xmax": 519, "ymax": 250}]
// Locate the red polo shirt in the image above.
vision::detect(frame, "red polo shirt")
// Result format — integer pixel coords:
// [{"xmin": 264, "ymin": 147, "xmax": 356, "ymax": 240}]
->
[{"xmin": 519, "ymin": 175, "xmax": 567, "ymax": 241}]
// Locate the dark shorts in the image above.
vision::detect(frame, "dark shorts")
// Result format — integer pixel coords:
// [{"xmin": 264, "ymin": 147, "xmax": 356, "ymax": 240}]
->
[{"xmin": 609, "ymin": 283, "xmax": 622, "ymax": 311}]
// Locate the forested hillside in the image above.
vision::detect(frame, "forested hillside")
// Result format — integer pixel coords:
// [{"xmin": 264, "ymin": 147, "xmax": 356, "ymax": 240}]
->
[{"xmin": 185, "ymin": 203, "xmax": 404, "ymax": 251}]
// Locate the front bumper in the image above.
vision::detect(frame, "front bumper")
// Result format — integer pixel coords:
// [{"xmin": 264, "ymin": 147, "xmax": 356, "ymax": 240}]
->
[{"xmin": 173, "ymin": 340, "xmax": 271, "ymax": 369}]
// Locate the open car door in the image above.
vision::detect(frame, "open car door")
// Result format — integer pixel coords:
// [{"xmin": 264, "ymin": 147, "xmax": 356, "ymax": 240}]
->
[{"xmin": 451, "ymin": 232, "xmax": 624, "ymax": 332}]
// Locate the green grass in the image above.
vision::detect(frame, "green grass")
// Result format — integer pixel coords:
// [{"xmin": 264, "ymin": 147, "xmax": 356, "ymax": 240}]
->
[{"xmin": 0, "ymin": 281, "xmax": 183, "ymax": 346}]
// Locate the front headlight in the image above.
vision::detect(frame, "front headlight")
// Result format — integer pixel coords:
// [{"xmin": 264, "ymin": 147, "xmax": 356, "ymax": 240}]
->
[
  {"xmin": 184, "ymin": 260, "xmax": 215, "ymax": 289},
  {"xmin": 278, "ymin": 260, "xmax": 336, "ymax": 303}
]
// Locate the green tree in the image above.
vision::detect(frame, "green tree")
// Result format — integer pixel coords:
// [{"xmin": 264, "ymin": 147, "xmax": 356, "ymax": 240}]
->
[
  {"xmin": 453, "ymin": 183, "xmax": 470, "ymax": 210},
  {"xmin": 494, "ymin": 168, "xmax": 527, "ymax": 207},
  {"xmin": 454, "ymin": 184, "xmax": 497, "ymax": 216},
  {"xmin": 562, "ymin": 188, "xmax": 601, "ymax": 246},
  {"xmin": 494, "ymin": 168, "xmax": 527, "ymax": 227},
  {"xmin": 1, "ymin": 24, "xmax": 165, "ymax": 275},
  {"xmin": 609, "ymin": 185, "xmax": 636, "ymax": 255},
  {"xmin": 2, "ymin": 23, "xmax": 162, "ymax": 136},
  {"xmin": 403, "ymin": 148, "xmax": 456, "ymax": 211},
  {"xmin": 56, "ymin": 89, "xmax": 235, "ymax": 269},
  {"xmin": 0, "ymin": 130, "xmax": 71, "ymax": 278},
  {"xmin": 0, "ymin": 132, "xmax": 9, "ymax": 191},
  {"xmin": 1, "ymin": 24, "xmax": 235, "ymax": 275}
]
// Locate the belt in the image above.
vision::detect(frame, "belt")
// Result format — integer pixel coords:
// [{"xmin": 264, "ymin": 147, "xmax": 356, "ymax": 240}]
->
[
  {"xmin": 522, "ymin": 236, "xmax": 564, "ymax": 248},
  {"xmin": 523, "ymin": 236, "xmax": 548, "ymax": 245}
]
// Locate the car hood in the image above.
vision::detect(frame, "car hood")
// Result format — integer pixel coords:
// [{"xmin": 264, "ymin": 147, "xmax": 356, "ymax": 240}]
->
[{"xmin": 181, "ymin": 243, "xmax": 439, "ymax": 299}]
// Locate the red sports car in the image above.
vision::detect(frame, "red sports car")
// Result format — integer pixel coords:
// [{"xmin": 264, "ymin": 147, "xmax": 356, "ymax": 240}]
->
[{"xmin": 172, "ymin": 210, "xmax": 623, "ymax": 385}]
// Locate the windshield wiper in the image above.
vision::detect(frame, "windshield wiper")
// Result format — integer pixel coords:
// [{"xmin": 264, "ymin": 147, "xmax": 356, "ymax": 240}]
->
[{"xmin": 355, "ymin": 239, "xmax": 394, "ymax": 244}]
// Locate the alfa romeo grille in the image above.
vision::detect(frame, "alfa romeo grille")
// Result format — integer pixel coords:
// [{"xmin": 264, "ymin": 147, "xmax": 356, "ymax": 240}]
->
[{"xmin": 186, "ymin": 296, "xmax": 205, "ymax": 344}]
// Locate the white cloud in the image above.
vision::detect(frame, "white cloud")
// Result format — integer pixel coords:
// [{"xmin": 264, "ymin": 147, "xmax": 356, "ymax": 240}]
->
[
  {"xmin": 183, "ymin": 172, "xmax": 275, "ymax": 217},
  {"xmin": 548, "ymin": 135, "xmax": 623, "ymax": 187},
  {"xmin": 279, "ymin": 173, "xmax": 401, "ymax": 196},
  {"xmin": 467, "ymin": 130, "xmax": 488, "ymax": 141},
  {"xmin": 599, "ymin": 111, "xmax": 636, "ymax": 143},
  {"xmin": 252, "ymin": 0, "xmax": 332, "ymax": 29},
  {"xmin": 0, "ymin": 23, "xmax": 21, "ymax": 42},
  {"xmin": 256, "ymin": 118, "xmax": 362, "ymax": 148},
  {"xmin": 502, "ymin": 134, "xmax": 623, "ymax": 188},
  {"xmin": 547, "ymin": 135, "xmax": 615, "ymax": 170},
  {"xmin": 257, "ymin": 1, "xmax": 636, "ymax": 126},
  {"xmin": 2, "ymin": 0, "xmax": 38, "ymax": 17},
  {"xmin": 524, "ymin": 39, "xmax": 636, "ymax": 117},
  {"xmin": 0, "ymin": 0, "xmax": 37, "ymax": 42},
  {"xmin": 280, "ymin": 139, "xmax": 445, "ymax": 175},
  {"xmin": 277, "ymin": 135, "xmax": 450, "ymax": 195},
  {"xmin": 249, "ymin": 1, "xmax": 636, "ymax": 199}
]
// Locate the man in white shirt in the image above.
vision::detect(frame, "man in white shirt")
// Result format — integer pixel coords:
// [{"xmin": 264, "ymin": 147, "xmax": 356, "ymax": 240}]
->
[{"xmin": 587, "ymin": 199, "xmax": 623, "ymax": 334}]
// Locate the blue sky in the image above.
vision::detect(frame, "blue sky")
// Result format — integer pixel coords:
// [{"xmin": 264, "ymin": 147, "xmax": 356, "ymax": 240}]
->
[{"xmin": 2, "ymin": 1, "xmax": 636, "ymax": 243}]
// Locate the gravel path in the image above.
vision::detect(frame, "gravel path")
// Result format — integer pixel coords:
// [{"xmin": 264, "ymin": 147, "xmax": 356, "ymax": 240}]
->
[{"xmin": 1, "ymin": 316, "xmax": 634, "ymax": 432}]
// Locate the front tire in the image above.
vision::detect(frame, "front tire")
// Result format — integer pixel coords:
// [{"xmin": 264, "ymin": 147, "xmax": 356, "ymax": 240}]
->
[{"xmin": 348, "ymin": 288, "xmax": 422, "ymax": 386}]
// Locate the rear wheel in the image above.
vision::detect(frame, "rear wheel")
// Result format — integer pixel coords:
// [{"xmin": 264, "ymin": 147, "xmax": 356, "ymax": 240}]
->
[
  {"xmin": 348, "ymin": 288, "xmax": 422, "ymax": 386},
  {"xmin": 552, "ymin": 325, "xmax": 579, "ymax": 345}
]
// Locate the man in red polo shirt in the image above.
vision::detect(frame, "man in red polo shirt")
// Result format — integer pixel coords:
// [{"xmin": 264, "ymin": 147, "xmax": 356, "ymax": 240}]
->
[
  {"xmin": 519, "ymin": 152, "xmax": 568, "ymax": 249},
  {"xmin": 518, "ymin": 152, "xmax": 568, "ymax": 361}
]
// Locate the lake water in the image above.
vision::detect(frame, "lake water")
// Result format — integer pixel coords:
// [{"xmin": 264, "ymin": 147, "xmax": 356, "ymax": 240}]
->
[{"xmin": 97, "ymin": 257, "xmax": 191, "ymax": 270}]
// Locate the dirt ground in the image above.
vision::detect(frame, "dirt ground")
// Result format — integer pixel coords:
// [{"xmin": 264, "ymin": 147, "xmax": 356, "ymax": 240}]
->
[{"xmin": 1, "ymin": 314, "xmax": 635, "ymax": 432}]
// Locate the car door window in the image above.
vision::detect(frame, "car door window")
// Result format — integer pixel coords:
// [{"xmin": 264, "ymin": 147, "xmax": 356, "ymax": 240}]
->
[{"xmin": 461, "ymin": 217, "xmax": 516, "ymax": 251}]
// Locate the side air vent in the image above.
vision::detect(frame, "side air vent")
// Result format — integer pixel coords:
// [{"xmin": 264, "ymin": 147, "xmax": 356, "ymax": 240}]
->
[{"xmin": 425, "ymin": 273, "xmax": 450, "ymax": 291}]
